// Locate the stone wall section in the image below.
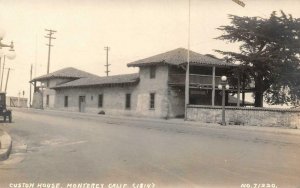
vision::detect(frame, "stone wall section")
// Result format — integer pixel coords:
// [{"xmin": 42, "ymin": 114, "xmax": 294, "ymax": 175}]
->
[{"xmin": 187, "ymin": 105, "xmax": 300, "ymax": 128}]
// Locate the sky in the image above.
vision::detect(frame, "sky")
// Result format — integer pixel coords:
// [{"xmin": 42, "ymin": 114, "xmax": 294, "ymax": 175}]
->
[{"xmin": 0, "ymin": 0, "xmax": 300, "ymax": 101}]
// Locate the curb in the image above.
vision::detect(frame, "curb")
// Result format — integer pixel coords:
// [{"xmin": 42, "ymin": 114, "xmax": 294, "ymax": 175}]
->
[{"xmin": 0, "ymin": 131, "xmax": 12, "ymax": 161}]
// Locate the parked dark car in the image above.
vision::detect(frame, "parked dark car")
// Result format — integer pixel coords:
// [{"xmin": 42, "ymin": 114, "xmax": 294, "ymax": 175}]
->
[{"xmin": 0, "ymin": 92, "xmax": 12, "ymax": 123}]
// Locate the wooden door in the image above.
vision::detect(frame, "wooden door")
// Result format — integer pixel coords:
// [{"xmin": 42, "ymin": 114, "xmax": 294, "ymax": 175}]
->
[{"xmin": 79, "ymin": 96, "xmax": 86, "ymax": 112}]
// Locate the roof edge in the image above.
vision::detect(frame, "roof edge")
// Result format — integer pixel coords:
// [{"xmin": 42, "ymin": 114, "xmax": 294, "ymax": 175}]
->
[
  {"xmin": 30, "ymin": 76, "xmax": 81, "ymax": 83},
  {"xmin": 127, "ymin": 61, "xmax": 239, "ymax": 67},
  {"xmin": 127, "ymin": 48, "xmax": 239, "ymax": 67},
  {"xmin": 51, "ymin": 79, "xmax": 140, "ymax": 89}
]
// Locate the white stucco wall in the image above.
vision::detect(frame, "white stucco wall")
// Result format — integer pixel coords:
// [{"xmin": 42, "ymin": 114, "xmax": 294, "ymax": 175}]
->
[
  {"xmin": 55, "ymin": 86, "xmax": 137, "ymax": 116},
  {"xmin": 42, "ymin": 78, "xmax": 75, "ymax": 109},
  {"xmin": 53, "ymin": 65, "xmax": 172, "ymax": 118},
  {"xmin": 33, "ymin": 65, "xmax": 187, "ymax": 119},
  {"xmin": 134, "ymin": 65, "xmax": 170, "ymax": 118}
]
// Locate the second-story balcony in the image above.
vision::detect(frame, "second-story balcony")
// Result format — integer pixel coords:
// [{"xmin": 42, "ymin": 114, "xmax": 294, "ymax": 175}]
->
[{"xmin": 168, "ymin": 74, "xmax": 224, "ymax": 88}]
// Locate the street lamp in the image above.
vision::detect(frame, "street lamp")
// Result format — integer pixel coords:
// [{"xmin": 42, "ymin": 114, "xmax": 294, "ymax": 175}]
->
[
  {"xmin": 218, "ymin": 76, "xmax": 229, "ymax": 125},
  {"xmin": 0, "ymin": 30, "xmax": 16, "ymax": 92}
]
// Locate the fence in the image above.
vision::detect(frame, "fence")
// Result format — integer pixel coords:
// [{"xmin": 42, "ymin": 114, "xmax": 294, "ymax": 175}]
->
[{"xmin": 6, "ymin": 96, "xmax": 28, "ymax": 108}]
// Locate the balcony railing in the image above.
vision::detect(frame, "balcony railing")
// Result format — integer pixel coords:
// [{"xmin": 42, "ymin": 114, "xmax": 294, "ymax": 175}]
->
[
  {"xmin": 168, "ymin": 74, "xmax": 255, "ymax": 92},
  {"xmin": 168, "ymin": 74, "xmax": 223, "ymax": 87}
]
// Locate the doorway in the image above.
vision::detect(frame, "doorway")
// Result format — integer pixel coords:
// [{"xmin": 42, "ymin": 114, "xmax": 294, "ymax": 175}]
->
[{"xmin": 79, "ymin": 96, "xmax": 86, "ymax": 112}]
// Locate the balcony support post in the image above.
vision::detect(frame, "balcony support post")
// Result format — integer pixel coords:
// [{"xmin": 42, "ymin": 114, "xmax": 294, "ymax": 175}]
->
[
  {"xmin": 184, "ymin": 63, "xmax": 190, "ymax": 120},
  {"xmin": 33, "ymin": 81, "xmax": 37, "ymax": 92},
  {"xmin": 242, "ymin": 75, "xmax": 245, "ymax": 106},
  {"xmin": 237, "ymin": 75, "xmax": 241, "ymax": 107},
  {"xmin": 211, "ymin": 66, "xmax": 216, "ymax": 106}
]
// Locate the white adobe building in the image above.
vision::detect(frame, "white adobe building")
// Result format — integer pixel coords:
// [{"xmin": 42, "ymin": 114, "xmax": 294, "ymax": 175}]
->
[{"xmin": 31, "ymin": 48, "xmax": 245, "ymax": 118}]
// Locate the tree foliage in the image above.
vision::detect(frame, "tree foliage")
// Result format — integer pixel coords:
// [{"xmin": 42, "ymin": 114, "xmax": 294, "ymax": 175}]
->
[{"xmin": 215, "ymin": 11, "xmax": 300, "ymax": 107}]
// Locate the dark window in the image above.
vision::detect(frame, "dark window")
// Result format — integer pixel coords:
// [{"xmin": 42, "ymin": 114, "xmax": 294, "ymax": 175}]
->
[
  {"xmin": 150, "ymin": 93, "xmax": 155, "ymax": 109},
  {"xmin": 64, "ymin": 96, "xmax": 68, "ymax": 107},
  {"xmin": 46, "ymin": 81, "xmax": 50, "ymax": 87},
  {"xmin": 98, "ymin": 94, "xmax": 103, "ymax": 108},
  {"xmin": 150, "ymin": 66, "xmax": 156, "ymax": 79},
  {"xmin": 46, "ymin": 95, "xmax": 49, "ymax": 106},
  {"xmin": 125, "ymin": 93, "xmax": 131, "ymax": 109}
]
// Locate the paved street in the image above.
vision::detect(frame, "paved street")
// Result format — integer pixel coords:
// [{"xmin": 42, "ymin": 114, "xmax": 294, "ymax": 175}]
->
[{"xmin": 0, "ymin": 108, "xmax": 300, "ymax": 188}]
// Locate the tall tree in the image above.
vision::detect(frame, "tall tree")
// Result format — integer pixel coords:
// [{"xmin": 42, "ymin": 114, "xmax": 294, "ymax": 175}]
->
[{"xmin": 216, "ymin": 11, "xmax": 300, "ymax": 107}]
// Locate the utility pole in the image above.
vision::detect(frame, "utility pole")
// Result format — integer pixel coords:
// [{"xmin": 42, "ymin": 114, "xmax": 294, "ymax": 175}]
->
[
  {"xmin": 184, "ymin": 0, "xmax": 191, "ymax": 120},
  {"xmin": 29, "ymin": 64, "xmax": 33, "ymax": 107},
  {"xmin": 18, "ymin": 90, "xmax": 20, "ymax": 107},
  {"xmin": 4, "ymin": 68, "xmax": 10, "ymax": 93},
  {"xmin": 45, "ymin": 29, "xmax": 57, "ymax": 74},
  {"xmin": 104, "ymin": 46, "xmax": 110, "ymax": 76},
  {"xmin": 0, "ymin": 55, "xmax": 6, "ymax": 91},
  {"xmin": 0, "ymin": 57, "xmax": 2, "ymax": 90}
]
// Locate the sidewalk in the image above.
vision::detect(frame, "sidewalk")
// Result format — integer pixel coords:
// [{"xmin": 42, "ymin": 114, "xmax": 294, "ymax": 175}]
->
[
  {"xmin": 0, "ymin": 126, "xmax": 12, "ymax": 161},
  {"xmin": 13, "ymin": 107, "xmax": 300, "ymax": 136}
]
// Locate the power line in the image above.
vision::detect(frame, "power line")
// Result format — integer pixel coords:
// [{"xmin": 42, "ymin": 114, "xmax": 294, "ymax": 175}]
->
[
  {"xmin": 104, "ymin": 46, "xmax": 110, "ymax": 76},
  {"xmin": 45, "ymin": 29, "xmax": 57, "ymax": 74}
]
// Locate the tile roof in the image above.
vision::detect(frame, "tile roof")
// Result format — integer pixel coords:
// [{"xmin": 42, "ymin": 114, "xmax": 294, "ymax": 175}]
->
[
  {"xmin": 127, "ymin": 48, "xmax": 238, "ymax": 67},
  {"xmin": 52, "ymin": 73, "xmax": 140, "ymax": 89},
  {"xmin": 31, "ymin": 67, "xmax": 98, "ymax": 82}
]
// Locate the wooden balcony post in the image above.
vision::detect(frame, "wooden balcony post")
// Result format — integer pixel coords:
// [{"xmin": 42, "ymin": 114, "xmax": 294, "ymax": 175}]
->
[
  {"xmin": 212, "ymin": 66, "xmax": 216, "ymax": 106},
  {"xmin": 184, "ymin": 63, "xmax": 190, "ymax": 120},
  {"xmin": 34, "ymin": 81, "xmax": 37, "ymax": 92},
  {"xmin": 242, "ymin": 75, "xmax": 245, "ymax": 106},
  {"xmin": 237, "ymin": 76, "xmax": 240, "ymax": 107}
]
